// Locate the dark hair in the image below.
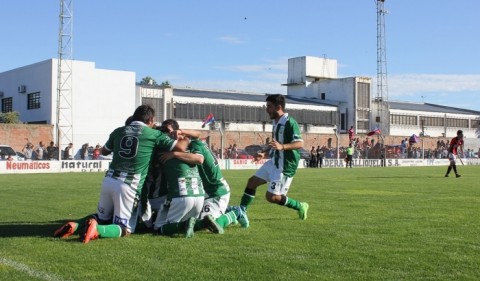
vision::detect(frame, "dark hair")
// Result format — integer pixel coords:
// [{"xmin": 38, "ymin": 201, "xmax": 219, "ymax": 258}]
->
[
  {"xmin": 131, "ymin": 105, "xmax": 155, "ymax": 124},
  {"xmin": 161, "ymin": 119, "xmax": 180, "ymax": 131},
  {"xmin": 457, "ymin": 130, "xmax": 463, "ymax": 136},
  {"xmin": 125, "ymin": 115, "xmax": 133, "ymax": 126},
  {"xmin": 266, "ymin": 94, "xmax": 285, "ymax": 110}
]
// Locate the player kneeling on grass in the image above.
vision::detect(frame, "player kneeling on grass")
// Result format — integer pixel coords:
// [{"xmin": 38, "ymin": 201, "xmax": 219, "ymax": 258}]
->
[
  {"xmin": 54, "ymin": 105, "xmax": 188, "ymax": 243},
  {"xmin": 151, "ymin": 123, "xmax": 223, "ymax": 238},
  {"xmin": 160, "ymin": 119, "xmax": 246, "ymax": 232}
]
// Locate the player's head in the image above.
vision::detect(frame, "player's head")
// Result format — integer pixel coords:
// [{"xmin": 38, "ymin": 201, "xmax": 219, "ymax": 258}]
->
[
  {"xmin": 125, "ymin": 115, "xmax": 133, "ymax": 126},
  {"xmin": 131, "ymin": 105, "xmax": 155, "ymax": 127},
  {"xmin": 457, "ymin": 130, "xmax": 464, "ymax": 138},
  {"xmin": 159, "ymin": 119, "xmax": 179, "ymax": 133},
  {"xmin": 265, "ymin": 94, "xmax": 285, "ymax": 119}
]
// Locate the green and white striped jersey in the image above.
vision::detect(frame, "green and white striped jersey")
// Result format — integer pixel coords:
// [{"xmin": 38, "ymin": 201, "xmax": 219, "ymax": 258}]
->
[
  {"xmin": 104, "ymin": 121, "xmax": 176, "ymax": 196},
  {"xmin": 270, "ymin": 113, "xmax": 303, "ymax": 177},
  {"xmin": 189, "ymin": 139, "xmax": 229, "ymax": 198},
  {"xmin": 162, "ymin": 157, "xmax": 205, "ymax": 200}
]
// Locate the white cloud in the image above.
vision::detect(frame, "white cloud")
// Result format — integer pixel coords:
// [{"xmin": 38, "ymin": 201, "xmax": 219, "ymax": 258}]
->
[
  {"xmin": 385, "ymin": 74, "xmax": 480, "ymax": 97},
  {"xmin": 217, "ymin": 36, "xmax": 246, "ymax": 45}
]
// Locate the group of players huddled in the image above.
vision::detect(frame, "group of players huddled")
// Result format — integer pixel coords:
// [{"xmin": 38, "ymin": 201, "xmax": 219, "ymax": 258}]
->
[{"xmin": 54, "ymin": 94, "xmax": 309, "ymax": 243}]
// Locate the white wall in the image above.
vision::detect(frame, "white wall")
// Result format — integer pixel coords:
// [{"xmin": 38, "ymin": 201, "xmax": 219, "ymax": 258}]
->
[{"xmin": 0, "ymin": 59, "xmax": 136, "ymax": 149}]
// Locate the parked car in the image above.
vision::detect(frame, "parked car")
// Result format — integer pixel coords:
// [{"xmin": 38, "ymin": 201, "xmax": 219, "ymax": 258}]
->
[
  {"xmin": 236, "ymin": 149, "xmax": 253, "ymax": 159},
  {"xmin": 244, "ymin": 144, "xmax": 269, "ymax": 157},
  {"xmin": 0, "ymin": 145, "xmax": 21, "ymax": 160},
  {"xmin": 298, "ymin": 148, "xmax": 311, "ymax": 160},
  {"xmin": 16, "ymin": 151, "xmax": 26, "ymax": 161}
]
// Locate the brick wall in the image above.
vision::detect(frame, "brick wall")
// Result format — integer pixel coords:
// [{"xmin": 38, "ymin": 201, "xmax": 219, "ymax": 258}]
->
[
  {"xmin": 0, "ymin": 124, "xmax": 54, "ymax": 151},
  {"xmin": 1, "ymin": 123, "xmax": 442, "ymax": 153}
]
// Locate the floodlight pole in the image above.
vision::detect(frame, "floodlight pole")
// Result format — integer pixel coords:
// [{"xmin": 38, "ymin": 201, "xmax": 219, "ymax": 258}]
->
[
  {"xmin": 333, "ymin": 127, "xmax": 339, "ymax": 160},
  {"xmin": 379, "ymin": 134, "xmax": 386, "ymax": 167}
]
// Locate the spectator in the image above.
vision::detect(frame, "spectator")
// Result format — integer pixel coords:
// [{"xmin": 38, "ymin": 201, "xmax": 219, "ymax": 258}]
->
[
  {"xmin": 46, "ymin": 141, "xmax": 58, "ymax": 160},
  {"xmin": 92, "ymin": 144, "xmax": 101, "ymax": 160},
  {"xmin": 80, "ymin": 143, "xmax": 89, "ymax": 160},
  {"xmin": 22, "ymin": 142, "xmax": 34, "ymax": 160},
  {"xmin": 64, "ymin": 143, "xmax": 73, "ymax": 160},
  {"xmin": 348, "ymin": 126, "xmax": 355, "ymax": 142},
  {"xmin": 35, "ymin": 141, "xmax": 45, "ymax": 160}
]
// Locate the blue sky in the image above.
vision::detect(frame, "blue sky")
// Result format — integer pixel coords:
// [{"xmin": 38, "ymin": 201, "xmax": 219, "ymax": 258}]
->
[{"xmin": 1, "ymin": 0, "xmax": 479, "ymax": 111}]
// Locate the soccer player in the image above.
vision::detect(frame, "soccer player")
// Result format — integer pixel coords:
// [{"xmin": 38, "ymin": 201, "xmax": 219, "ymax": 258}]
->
[
  {"xmin": 54, "ymin": 105, "xmax": 189, "ymax": 243},
  {"xmin": 445, "ymin": 129, "xmax": 464, "ymax": 178},
  {"xmin": 238, "ymin": 94, "xmax": 309, "ymax": 227},
  {"xmin": 152, "ymin": 122, "xmax": 223, "ymax": 237},
  {"xmin": 160, "ymin": 119, "xmax": 246, "ymax": 231}
]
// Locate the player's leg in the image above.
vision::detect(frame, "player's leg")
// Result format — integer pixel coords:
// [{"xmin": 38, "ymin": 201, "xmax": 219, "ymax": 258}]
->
[
  {"xmin": 198, "ymin": 194, "xmax": 235, "ymax": 232},
  {"xmin": 83, "ymin": 178, "xmax": 134, "ymax": 243},
  {"xmin": 53, "ymin": 214, "xmax": 94, "ymax": 238},
  {"xmin": 239, "ymin": 161, "xmax": 271, "ymax": 210},
  {"xmin": 158, "ymin": 197, "xmax": 200, "ymax": 238},
  {"xmin": 265, "ymin": 174, "xmax": 309, "ymax": 220}
]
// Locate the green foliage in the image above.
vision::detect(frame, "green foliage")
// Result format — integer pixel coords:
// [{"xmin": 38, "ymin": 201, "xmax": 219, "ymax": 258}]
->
[
  {"xmin": 1, "ymin": 167, "xmax": 479, "ymax": 280},
  {"xmin": 0, "ymin": 111, "xmax": 21, "ymax": 123},
  {"xmin": 160, "ymin": 80, "xmax": 171, "ymax": 87},
  {"xmin": 139, "ymin": 76, "xmax": 157, "ymax": 86}
]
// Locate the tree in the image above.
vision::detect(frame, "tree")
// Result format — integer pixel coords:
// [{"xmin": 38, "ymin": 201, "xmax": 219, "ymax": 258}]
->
[
  {"xmin": 160, "ymin": 81, "xmax": 171, "ymax": 87},
  {"xmin": 0, "ymin": 111, "xmax": 21, "ymax": 124},
  {"xmin": 139, "ymin": 76, "xmax": 157, "ymax": 86}
]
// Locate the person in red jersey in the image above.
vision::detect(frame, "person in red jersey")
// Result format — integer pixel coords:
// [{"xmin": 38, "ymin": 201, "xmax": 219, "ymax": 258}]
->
[{"xmin": 445, "ymin": 130, "xmax": 464, "ymax": 178}]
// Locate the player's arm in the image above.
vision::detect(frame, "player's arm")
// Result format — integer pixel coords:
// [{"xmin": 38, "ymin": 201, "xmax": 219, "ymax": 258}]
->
[
  {"xmin": 159, "ymin": 151, "xmax": 204, "ymax": 165},
  {"xmin": 175, "ymin": 129, "xmax": 201, "ymax": 139}
]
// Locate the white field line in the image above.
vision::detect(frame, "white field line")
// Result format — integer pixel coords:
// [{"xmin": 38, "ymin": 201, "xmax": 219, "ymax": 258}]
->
[{"xmin": 0, "ymin": 257, "xmax": 68, "ymax": 281}]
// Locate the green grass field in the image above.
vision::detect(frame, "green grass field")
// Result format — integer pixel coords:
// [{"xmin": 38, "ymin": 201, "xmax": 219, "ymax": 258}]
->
[{"xmin": 1, "ymin": 166, "xmax": 479, "ymax": 281}]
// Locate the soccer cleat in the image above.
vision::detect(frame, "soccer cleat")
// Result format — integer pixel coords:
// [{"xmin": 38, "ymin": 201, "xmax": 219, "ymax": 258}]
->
[
  {"xmin": 82, "ymin": 218, "xmax": 99, "ymax": 244},
  {"xmin": 445, "ymin": 174, "xmax": 449, "ymax": 177},
  {"xmin": 53, "ymin": 222, "xmax": 78, "ymax": 238},
  {"xmin": 298, "ymin": 202, "xmax": 309, "ymax": 220},
  {"xmin": 184, "ymin": 217, "xmax": 196, "ymax": 238},
  {"xmin": 456, "ymin": 174, "xmax": 461, "ymax": 178},
  {"xmin": 203, "ymin": 215, "xmax": 225, "ymax": 234},
  {"xmin": 234, "ymin": 206, "xmax": 250, "ymax": 229}
]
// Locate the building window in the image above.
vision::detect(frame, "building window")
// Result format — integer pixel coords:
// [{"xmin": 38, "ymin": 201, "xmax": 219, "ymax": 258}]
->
[
  {"xmin": 471, "ymin": 119, "xmax": 480, "ymax": 129},
  {"xmin": 356, "ymin": 82, "xmax": 370, "ymax": 109},
  {"xmin": 390, "ymin": 114, "xmax": 418, "ymax": 125},
  {"xmin": 1, "ymin": 97, "xmax": 13, "ymax": 113},
  {"xmin": 321, "ymin": 93, "xmax": 326, "ymax": 100},
  {"xmin": 446, "ymin": 118, "xmax": 468, "ymax": 128},
  {"xmin": 27, "ymin": 92, "xmax": 41, "ymax": 110}
]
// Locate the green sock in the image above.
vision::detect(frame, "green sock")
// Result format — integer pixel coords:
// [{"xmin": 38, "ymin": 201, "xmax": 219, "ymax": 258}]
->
[
  {"xmin": 96, "ymin": 224, "xmax": 122, "ymax": 238},
  {"xmin": 215, "ymin": 211, "xmax": 237, "ymax": 228},
  {"xmin": 285, "ymin": 197, "xmax": 301, "ymax": 211},
  {"xmin": 194, "ymin": 219, "xmax": 205, "ymax": 231},
  {"xmin": 160, "ymin": 221, "xmax": 186, "ymax": 236},
  {"xmin": 72, "ymin": 214, "xmax": 96, "ymax": 233},
  {"xmin": 240, "ymin": 193, "xmax": 255, "ymax": 210}
]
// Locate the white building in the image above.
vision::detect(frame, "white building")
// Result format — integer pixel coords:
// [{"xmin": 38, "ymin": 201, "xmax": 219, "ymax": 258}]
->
[
  {"xmin": 1, "ymin": 56, "xmax": 478, "ymax": 148},
  {"xmin": 0, "ymin": 59, "xmax": 135, "ymax": 147}
]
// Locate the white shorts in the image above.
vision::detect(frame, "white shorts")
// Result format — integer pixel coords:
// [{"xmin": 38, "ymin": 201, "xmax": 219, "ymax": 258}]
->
[
  {"xmin": 153, "ymin": 196, "xmax": 204, "ymax": 230},
  {"xmin": 96, "ymin": 176, "xmax": 138, "ymax": 233},
  {"xmin": 255, "ymin": 160, "xmax": 293, "ymax": 195},
  {"xmin": 448, "ymin": 152, "xmax": 457, "ymax": 162},
  {"xmin": 199, "ymin": 193, "xmax": 230, "ymax": 219}
]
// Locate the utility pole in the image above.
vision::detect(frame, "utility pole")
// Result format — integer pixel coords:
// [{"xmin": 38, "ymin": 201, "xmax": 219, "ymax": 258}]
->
[
  {"xmin": 56, "ymin": 0, "xmax": 74, "ymax": 159},
  {"xmin": 376, "ymin": 0, "xmax": 389, "ymax": 135}
]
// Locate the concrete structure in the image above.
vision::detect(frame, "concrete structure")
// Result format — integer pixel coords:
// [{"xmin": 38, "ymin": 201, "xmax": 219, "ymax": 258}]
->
[
  {"xmin": 0, "ymin": 59, "xmax": 135, "ymax": 149},
  {"xmin": 1, "ymin": 56, "xmax": 478, "ymax": 153}
]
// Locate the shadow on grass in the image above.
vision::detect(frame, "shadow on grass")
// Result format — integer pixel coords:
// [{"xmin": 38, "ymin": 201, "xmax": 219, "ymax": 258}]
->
[{"xmin": 0, "ymin": 220, "xmax": 69, "ymax": 238}]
